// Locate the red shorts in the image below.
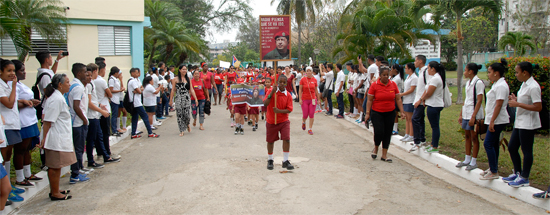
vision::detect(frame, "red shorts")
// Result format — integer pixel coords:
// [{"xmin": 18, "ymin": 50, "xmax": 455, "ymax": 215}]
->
[
  {"xmin": 266, "ymin": 120, "xmax": 290, "ymax": 143},
  {"xmin": 249, "ymin": 107, "xmax": 259, "ymax": 115},
  {"xmin": 234, "ymin": 104, "xmax": 247, "ymax": 115}
]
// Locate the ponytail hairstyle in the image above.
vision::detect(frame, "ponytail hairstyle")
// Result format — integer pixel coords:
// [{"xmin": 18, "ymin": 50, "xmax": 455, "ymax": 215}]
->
[
  {"xmin": 517, "ymin": 61, "xmax": 540, "ymax": 75},
  {"xmin": 109, "ymin": 66, "xmax": 120, "ymax": 78},
  {"xmin": 45, "ymin": 74, "xmax": 67, "ymax": 98},
  {"xmin": 428, "ymin": 61, "xmax": 447, "ymax": 88},
  {"xmin": 392, "ymin": 64, "xmax": 404, "ymax": 80},
  {"xmin": 466, "ymin": 63, "xmax": 482, "ymax": 75},
  {"xmin": 489, "ymin": 58, "xmax": 508, "ymax": 78},
  {"xmin": 1, "ymin": 59, "xmax": 14, "ymax": 72},
  {"xmin": 142, "ymin": 76, "xmax": 153, "ymax": 88},
  {"xmin": 405, "ymin": 62, "xmax": 415, "ymax": 73}
]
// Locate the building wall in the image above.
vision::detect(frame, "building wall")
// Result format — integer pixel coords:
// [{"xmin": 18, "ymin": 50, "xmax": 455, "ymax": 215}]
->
[{"xmin": 63, "ymin": 0, "xmax": 144, "ymax": 22}]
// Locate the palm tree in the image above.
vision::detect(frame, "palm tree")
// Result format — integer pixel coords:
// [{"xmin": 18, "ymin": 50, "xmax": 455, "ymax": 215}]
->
[
  {"xmin": 412, "ymin": 0, "xmax": 501, "ymax": 104},
  {"xmin": 0, "ymin": 0, "xmax": 30, "ymax": 57},
  {"xmin": 144, "ymin": 0, "xmax": 181, "ymax": 24},
  {"xmin": 147, "ymin": 18, "xmax": 203, "ymax": 65},
  {"xmin": 10, "ymin": 0, "xmax": 68, "ymax": 61},
  {"xmin": 271, "ymin": 0, "xmax": 325, "ymax": 65},
  {"xmin": 498, "ymin": 31, "xmax": 537, "ymax": 57}
]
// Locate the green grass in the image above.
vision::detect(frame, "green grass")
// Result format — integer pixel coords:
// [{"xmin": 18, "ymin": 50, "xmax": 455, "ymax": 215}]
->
[{"xmin": 445, "ymin": 71, "xmax": 488, "ymax": 81}]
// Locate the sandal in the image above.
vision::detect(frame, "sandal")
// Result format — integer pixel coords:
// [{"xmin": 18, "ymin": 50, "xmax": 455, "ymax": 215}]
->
[
  {"xmin": 371, "ymin": 149, "xmax": 377, "ymax": 159},
  {"xmin": 49, "ymin": 190, "xmax": 70, "ymax": 197},
  {"xmin": 381, "ymin": 158, "xmax": 393, "ymax": 163},
  {"xmin": 50, "ymin": 194, "xmax": 72, "ymax": 201}
]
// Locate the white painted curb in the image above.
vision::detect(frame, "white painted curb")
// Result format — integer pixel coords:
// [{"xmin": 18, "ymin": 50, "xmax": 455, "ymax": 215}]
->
[
  {"xmin": 337, "ymin": 110, "xmax": 549, "ymax": 211},
  {"xmin": 7, "ymin": 121, "xmax": 146, "ymax": 215}
]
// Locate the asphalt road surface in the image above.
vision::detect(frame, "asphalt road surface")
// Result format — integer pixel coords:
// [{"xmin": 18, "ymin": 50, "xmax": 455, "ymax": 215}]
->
[{"xmin": 17, "ymin": 104, "xmax": 531, "ymax": 214}]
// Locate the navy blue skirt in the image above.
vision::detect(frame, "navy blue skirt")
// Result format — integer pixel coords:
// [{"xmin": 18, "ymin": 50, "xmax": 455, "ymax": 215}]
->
[{"xmin": 20, "ymin": 124, "xmax": 40, "ymax": 139}]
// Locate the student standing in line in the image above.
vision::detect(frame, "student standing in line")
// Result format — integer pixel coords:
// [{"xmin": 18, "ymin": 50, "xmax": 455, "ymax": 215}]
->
[
  {"xmin": 67, "ymin": 63, "xmax": 91, "ymax": 184},
  {"xmin": 334, "ymin": 64, "xmax": 346, "ymax": 118},
  {"xmin": 109, "ymin": 67, "xmax": 124, "ymax": 135},
  {"xmin": 417, "ymin": 61, "xmax": 446, "ymax": 153},
  {"xmin": 41, "ymin": 74, "xmax": 75, "ymax": 200},
  {"xmin": 358, "ymin": 55, "xmax": 378, "ymax": 124},
  {"xmin": 456, "ymin": 63, "xmax": 484, "ymax": 171},
  {"xmin": 128, "ymin": 68, "xmax": 159, "ymax": 139},
  {"xmin": 117, "ymin": 72, "xmax": 128, "ymax": 133},
  {"xmin": 299, "ymin": 66, "xmax": 320, "ymax": 135},
  {"xmin": 409, "ymin": 55, "xmax": 430, "ymax": 152},
  {"xmin": 345, "ymin": 63, "xmax": 356, "ymax": 117},
  {"xmin": 94, "ymin": 63, "xmax": 116, "ymax": 159},
  {"xmin": 264, "ymin": 75, "xmax": 294, "ymax": 170},
  {"xmin": 503, "ymin": 62, "xmax": 542, "ymax": 187},
  {"xmin": 479, "ymin": 59, "xmax": 510, "ymax": 180},
  {"xmin": 320, "ymin": 64, "xmax": 334, "ymax": 116},
  {"xmin": 399, "ymin": 63, "xmax": 417, "ymax": 142},
  {"xmin": 390, "ymin": 64, "xmax": 404, "ymax": 135},
  {"xmin": 142, "ymin": 76, "xmax": 161, "ymax": 130}
]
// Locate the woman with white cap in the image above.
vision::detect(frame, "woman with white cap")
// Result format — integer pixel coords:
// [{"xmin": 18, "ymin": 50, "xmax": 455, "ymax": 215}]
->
[{"xmin": 299, "ymin": 66, "xmax": 320, "ymax": 135}]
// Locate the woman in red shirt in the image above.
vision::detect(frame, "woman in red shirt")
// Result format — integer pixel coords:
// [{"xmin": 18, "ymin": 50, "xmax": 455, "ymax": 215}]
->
[
  {"xmin": 191, "ymin": 71, "xmax": 209, "ymax": 130},
  {"xmin": 214, "ymin": 69, "xmax": 224, "ymax": 105},
  {"xmin": 365, "ymin": 66, "xmax": 405, "ymax": 163},
  {"xmin": 299, "ymin": 66, "xmax": 320, "ymax": 135}
]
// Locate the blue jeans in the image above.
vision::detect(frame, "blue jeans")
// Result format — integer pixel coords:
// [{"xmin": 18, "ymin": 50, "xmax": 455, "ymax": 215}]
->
[
  {"xmin": 71, "ymin": 125, "xmax": 88, "ymax": 178},
  {"xmin": 132, "ymin": 106, "xmax": 153, "ymax": 135},
  {"xmin": 484, "ymin": 124, "xmax": 506, "ymax": 173},
  {"xmin": 362, "ymin": 94, "xmax": 367, "ymax": 121},
  {"xmin": 110, "ymin": 102, "xmax": 119, "ymax": 133},
  {"xmin": 508, "ymin": 128, "xmax": 535, "ymax": 179},
  {"xmin": 412, "ymin": 105, "xmax": 426, "ymax": 145},
  {"xmin": 161, "ymin": 93, "xmax": 169, "ymax": 116},
  {"xmin": 336, "ymin": 92, "xmax": 344, "ymax": 116},
  {"xmin": 86, "ymin": 119, "xmax": 110, "ymax": 165},
  {"xmin": 156, "ymin": 97, "xmax": 162, "ymax": 118},
  {"xmin": 426, "ymin": 106, "xmax": 443, "ymax": 148},
  {"xmin": 326, "ymin": 89, "xmax": 333, "ymax": 114},
  {"xmin": 192, "ymin": 99, "xmax": 205, "ymax": 124}
]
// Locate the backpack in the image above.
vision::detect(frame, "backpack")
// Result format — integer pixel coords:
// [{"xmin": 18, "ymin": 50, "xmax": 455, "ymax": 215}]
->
[
  {"xmin": 122, "ymin": 79, "xmax": 135, "ymax": 113},
  {"xmin": 63, "ymin": 83, "xmax": 80, "ymax": 106},
  {"xmin": 32, "ymin": 73, "xmax": 51, "ymax": 121},
  {"xmin": 539, "ymin": 99, "xmax": 549, "ymax": 131},
  {"xmin": 443, "ymin": 83, "xmax": 452, "ymax": 108}
]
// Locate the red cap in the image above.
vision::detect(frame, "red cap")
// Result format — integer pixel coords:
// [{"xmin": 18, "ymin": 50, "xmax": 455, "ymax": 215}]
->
[{"xmin": 274, "ymin": 31, "xmax": 289, "ymax": 40}]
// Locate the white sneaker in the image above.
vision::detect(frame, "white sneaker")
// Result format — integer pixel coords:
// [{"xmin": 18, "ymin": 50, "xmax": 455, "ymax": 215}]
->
[
  {"xmin": 153, "ymin": 121, "xmax": 162, "ymax": 126},
  {"xmin": 409, "ymin": 144, "xmax": 420, "ymax": 152},
  {"xmin": 405, "ymin": 136, "xmax": 414, "ymax": 142},
  {"xmin": 400, "ymin": 135, "xmax": 409, "ymax": 141}
]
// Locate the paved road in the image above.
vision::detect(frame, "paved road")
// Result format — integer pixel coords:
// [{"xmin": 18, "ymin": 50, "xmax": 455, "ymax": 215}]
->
[{"xmin": 17, "ymin": 104, "xmax": 520, "ymax": 214}]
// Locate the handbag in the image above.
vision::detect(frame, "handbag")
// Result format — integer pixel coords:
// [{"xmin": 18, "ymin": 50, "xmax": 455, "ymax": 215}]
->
[
  {"xmin": 347, "ymin": 87, "xmax": 354, "ymax": 95},
  {"xmin": 322, "ymin": 77, "xmax": 333, "ymax": 98}
]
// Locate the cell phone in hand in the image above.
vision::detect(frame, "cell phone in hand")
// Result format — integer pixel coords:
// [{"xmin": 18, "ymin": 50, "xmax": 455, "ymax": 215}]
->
[
  {"xmin": 62, "ymin": 51, "xmax": 69, "ymax": 56},
  {"xmin": 358, "ymin": 54, "xmax": 362, "ymax": 58}
]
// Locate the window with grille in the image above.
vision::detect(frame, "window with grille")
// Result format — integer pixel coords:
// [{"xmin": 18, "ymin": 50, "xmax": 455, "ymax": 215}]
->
[
  {"xmin": 98, "ymin": 26, "xmax": 131, "ymax": 56},
  {"xmin": 0, "ymin": 26, "xmax": 67, "ymax": 56}
]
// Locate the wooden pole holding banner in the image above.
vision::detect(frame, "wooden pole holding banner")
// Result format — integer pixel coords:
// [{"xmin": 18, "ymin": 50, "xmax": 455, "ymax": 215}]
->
[{"xmin": 273, "ymin": 61, "xmax": 278, "ymax": 125}]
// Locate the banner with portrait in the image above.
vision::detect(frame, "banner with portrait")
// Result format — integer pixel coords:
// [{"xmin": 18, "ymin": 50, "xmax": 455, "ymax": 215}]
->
[
  {"xmin": 260, "ymin": 15, "xmax": 291, "ymax": 61},
  {"xmin": 230, "ymin": 84, "xmax": 265, "ymax": 107}
]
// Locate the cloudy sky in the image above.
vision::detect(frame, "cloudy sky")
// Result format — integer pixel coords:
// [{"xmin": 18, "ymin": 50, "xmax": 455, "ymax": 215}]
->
[{"xmin": 206, "ymin": 1, "xmax": 279, "ymax": 44}]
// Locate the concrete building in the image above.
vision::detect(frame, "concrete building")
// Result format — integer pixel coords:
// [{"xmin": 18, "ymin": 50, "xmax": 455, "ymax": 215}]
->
[
  {"xmin": 498, "ymin": 0, "xmax": 550, "ymax": 40},
  {"xmin": 208, "ymin": 40, "xmax": 238, "ymax": 59},
  {"xmin": 0, "ymin": 0, "xmax": 150, "ymax": 87}
]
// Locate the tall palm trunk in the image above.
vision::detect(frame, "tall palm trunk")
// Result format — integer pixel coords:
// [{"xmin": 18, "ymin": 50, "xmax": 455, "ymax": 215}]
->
[
  {"xmin": 298, "ymin": 22, "xmax": 302, "ymax": 65},
  {"xmin": 455, "ymin": 15, "xmax": 464, "ymax": 104},
  {"xmin": 148, "ymin": 39, "xmax": 158, "ymax": 66},
  {"xmin": 164, "ymin": 43, "xmax": 174, "ymax": 63},
  {"xmin": 18, "ymin": 26, "xmax": 33, "ymax": 61},
  {"xmin": 177, "ymin": 52, "xmax": 188, "ymax": 66}
]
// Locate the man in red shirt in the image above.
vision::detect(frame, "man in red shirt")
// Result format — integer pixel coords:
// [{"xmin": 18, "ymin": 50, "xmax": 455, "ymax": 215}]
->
[{"xmin": 263, "ymin": 75, "xmax": 294, "ymax": 170}]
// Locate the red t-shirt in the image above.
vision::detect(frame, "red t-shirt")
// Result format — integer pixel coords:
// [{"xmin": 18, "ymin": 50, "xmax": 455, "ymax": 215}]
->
[
  {"xmin": 214, "ymin": 73, "xmax": 224, "ymax": 85},
  {"xmin": 285, "ymin": 74, "xmax": 295, "ymax": 92},
  {"xmin": 368, "ymin": 79, "xmax": 399, "ymax": 112},
  {"xmin": 300, "ymin": 77, "xmax": 318, "ymax": 100},
  {"xmin": 200, "ymin": 72, "xmax": 214, "ymax": 89},
  {"xmin": 226, "ymin": 72, "xmax": 237, "ymax": 85},
  {"xmin": 265, "ymin": 89, "xmax": 293, "ymax": 124},
  {"xmin": 191, "ymin": 79, "xmax": 206, "ymax": 100},
  {"xmin": 236, "ymin": 77, "xmax": 245, "ymax": 84},
  {"xmin": 246, "ymin": 72, "xmax": 254, "ymax": 82}
]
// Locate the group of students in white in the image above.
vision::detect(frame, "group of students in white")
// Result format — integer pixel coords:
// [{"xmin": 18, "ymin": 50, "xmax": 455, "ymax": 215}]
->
[{"xmin": 342, "ymin": 54, "xmax": 548, "ymax": 198}]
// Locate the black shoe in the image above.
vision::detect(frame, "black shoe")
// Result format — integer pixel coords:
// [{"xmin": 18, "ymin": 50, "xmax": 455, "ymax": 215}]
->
[
  {"xmin": 252, "ymin": 126, "xmax": 256, "ymax": 131},
  {"xmin": 267, "ymin": 160, "xmax": 274, "ymax": 170},
  {"xmin": 282, "ymin": 160, "xmax": 294, "ymax": 170},
  {"xmin": 5, "ymin": 199, "xmax": 12, "ymax": 206},
  {"xmin": 240, "ymin": 128, "xmax": 244, "ymax": 135},
  {"xmin": 261, "ymin": 116, "xmax": 264, "ymax": 120},
  {"xmin": 248, "ymin": 121, "xmax": 252, "ymax": 126},
  {"xmin": 88, "ymin": 162, "xmax": 104, "ymax": 169},
  {"xmin": 104, "ymin": 158, "xmax": 121, "ymax": 164},
  {"xmin": 234, "ymin": 127, "xmax": 239, "ymax": 135}
]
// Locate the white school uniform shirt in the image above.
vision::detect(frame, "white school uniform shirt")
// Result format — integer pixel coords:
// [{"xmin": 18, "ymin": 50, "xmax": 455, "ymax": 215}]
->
[
  {"xmin": 109, "ymin": 76, "xmax": 121, "ymax": 104},
  {"xmin": 324, "ymin": 70, "xmax": 334, "ymax": 90},
  {"xmin": 15, "ymin": 82, "xmax": 38, "ymax": 128},
  {"xmin": 169, "ymin": 71, "xmax": 175, "ymax": 80},
  {"xmin": 414, "ymin": 66, "xmax": 431, "ymax": 104},
  {"xmin": 37, "ymin": 68, "xmax": 54, "ymax": 97},
  {"xmin": 484, "ymin": 77, "xmax": 509, "ymax": 125},
  {"xmin": 334, "ymin": 71, "xmax": 346, "ymax": 93},
  {"xmin": 43, "ymin": 90, "xmax": 74, "ymax": 152},
  {"xmin": 514, "ymin": 76, "xmax": 541, "ymax": 129},
  {"xmin": 0, "ymin": 78, "xmax": 20, "ymax": 130},
  {"xmin": 128, "ymin": 77, "xmax": 143, "ymax": 107},
  {"xmin": 314, "ymin": 74, "xmax": 320, "ymax": 92},
  {"xmin": 403, "ymin": 73, "xmax": 417, "ymax": 104},
  {"xmin": 347, "ymin": 72, "xmax": 355, "ymax": 89},
  {"xmin": 86, "ymin": 81, "xmax": 101, "ymax": 120},
  {"xmin": 94, "ymin": 76, "xmax": 111, "ymax": 113},
  {"xmin": 391, "ymin": 75, "xmax": 404, "ymax": 93},
  {"xmin": 461, "ymin": 76, "xmax": 485, "ymax": 120},
  {"xmin": 424, "ymin": 73, "xmax": 444, "ymax": 107},
  {"xmin": 151, "ymin": 74, "xmax": 160, "ymax": 97},
  {"xmin": 143, "ymin": 85, "xmax": 157, "ymax": 107},
  {"xmin": 295, "ymin": 72, "xmax": 302, "ymax": 86},
  {"xmin": 68, "ymin": 79, "xmax": 88, "ymax": 127},
  {"xmin": 367, "ymin": 63, "xmax": 378, "ymax": 86}
]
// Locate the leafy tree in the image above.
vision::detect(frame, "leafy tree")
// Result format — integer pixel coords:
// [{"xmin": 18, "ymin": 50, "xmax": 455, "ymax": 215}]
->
[
  {"xmin": 461, "ymin": 14, "xmax": 497, "ymax": 62},
  {"xmin": 0, "ymin": 1, "xmax": 30, "ymax": 58},
  {"xmin": 236, "ymin": 16, "xmax": 260, "ymax": 51},
  {"xmin": 498, "ymin": 31, "xmax": 537, "ymax": 57},
  {"xmin": 509, "ymin": 0, "xmax": 550, "ymax": 51},
  {"xmin": 412, "ymin": 0, "xmax": 502, "ymax": 104},
  {"xmin": 9, "ymin": 0, "xmax": 68, "ymax": 61}
]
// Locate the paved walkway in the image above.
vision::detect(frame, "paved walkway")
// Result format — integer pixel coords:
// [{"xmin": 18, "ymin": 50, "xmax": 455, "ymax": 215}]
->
[{"xmin": 15, "ymin": 104, "xmax": 541, "ymax": 214}]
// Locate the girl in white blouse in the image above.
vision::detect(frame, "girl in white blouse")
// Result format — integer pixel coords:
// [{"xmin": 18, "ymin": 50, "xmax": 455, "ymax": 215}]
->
[
  {"xmin": 418, "ymin": 61, "xmax": 446, "ymax": 153},
  {"xmin": 391, "ymin": 64, "xmax": 405, "ymax": 135},
  {"xmin": 503, "ymin": 62, "xmax": 542, "ymax": 187},
  {"xmin": 456, "ymin": 63, "xmax": 485, "ymax": 171},
  {"xmin": 399, "ymin": 63, "xmax": 417, "ymax": 142},
  {"xmin": 480, "ymin": 58, "xmax": 510, "ymax": 180}
]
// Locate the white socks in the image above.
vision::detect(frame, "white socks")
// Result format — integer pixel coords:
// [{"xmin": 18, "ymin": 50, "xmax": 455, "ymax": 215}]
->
[
  {"xmin": 464, "ymin": 155, "xmax": 472, "ymax": 164},
  {"xmin": 23, "ymin": 164, "xmax": 31, "ymax": 178},
  {"xmin": 153, "ymin": 115, "xmax": 157, "ymax": 123},
  {"xmin": 470, "ymin": 157, "xmax": 477, "ymax": 166},
  {"xmin": 354, "ymin": 108, "xmax": 358, "ymax": 114},
  {"xmin": 393, "ymin": 123, "xmax": 398, "ymax": 131},
  {"xmin": 283, "ymin": 152, "xmax": 289, "ymax": 162},
  {"xmin": 268, "ymin": 153, "xmax": 273, "ymax": 160},
  {"xmin": 4, "ymin": 161, "xmax": 10, "ymax": 181},
  {"xmin": 403, "ymin": 134, "xmax": 409, "ymax": 138},
  {"xmin": 117, "ymin": 117, "xmax": 121, "ymax": 130},
  {"xmin": 15, "ymin": 169, "xmax": 24, "ymax": 182},
  {"xmin": 122, "ymin": 117, "xmax": 127, "ymax": 129}
]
